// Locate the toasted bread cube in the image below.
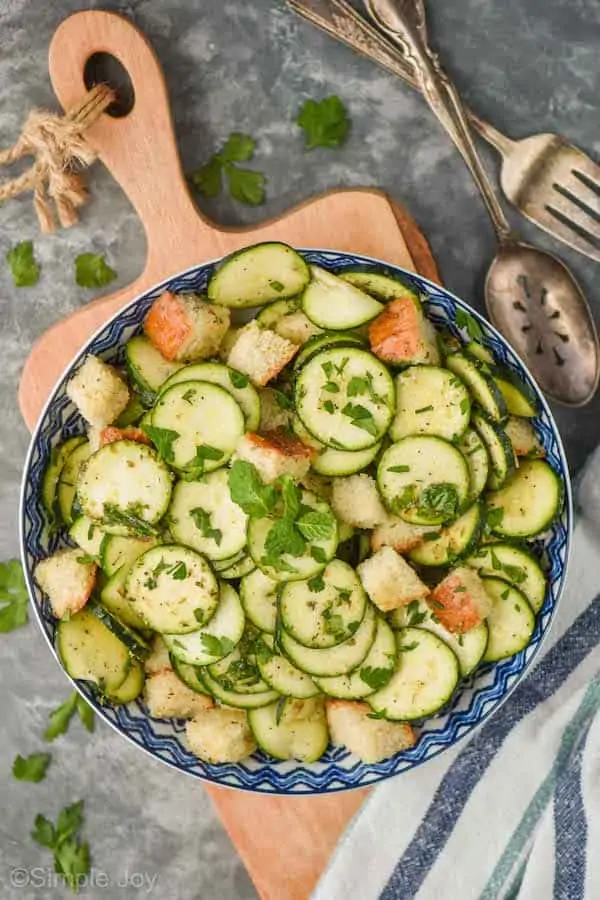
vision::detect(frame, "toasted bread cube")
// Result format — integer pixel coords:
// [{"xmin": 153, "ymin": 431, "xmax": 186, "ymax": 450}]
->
[
  {"xmin": 274, "ymin": 310, "xmax": 321, "ymax": 345},
  {"xmin": 369, "ymin": 295, "xmax": 440, "ymax": 367},
  {"xmin": 144, "ymin": 291, "xmax": 230, "ymax": 363},
  {"xmin": 186, "ymin": 707, "xmax": 257, "ymax": 763},
  {"xmin": 143, "ymin": 635, "xmax": 172, "ymax": 676},
  {"xmin": 326, "ymin": 700, "xmax": 416, "ymax": 763},
  {"xmin": 99, "ymin": 426, "xmax": 151, "ymax": 447},
  {"xmin": 258, "ymin": 387, "xmax": 293, "ymax": 432},
  {"xmin": 35, "ymin": 548, "xmax": 97, "ymax": 620},
  {"xmin": 144, "ymin": 670, "xmax": 213, "ymax": 719},
  {"xmin": 226, "ymin": 321, "xmax": 298, "ymax": 386},
  {"xmin": 505, "ymin": 416, "xmax": 544, "ymax": 458},
  {"xmin": 357, "ymin": 547, "xmax": 428, "ymax": 612},
  {"xmin": 66, "ymin": 355, "xmax": 130, "ymax": 428},
  {"xmin": 331, "ymin": 474, "xmax": 387, "ymax": 529},
  {"xmin": 429, "ymin": 566, "xmax": 492, "ymax": 633},
  {"xmin": 371, "ymin": 515, "xmax": 433, "ymax": 553},
  {"xmin": 234, "ymin": 430, "xmax": 315, "ymax": 483}
]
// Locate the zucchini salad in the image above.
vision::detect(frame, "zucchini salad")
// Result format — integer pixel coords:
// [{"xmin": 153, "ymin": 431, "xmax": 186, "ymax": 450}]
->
[{"xmin": 35, "ymin": 242, "xmax": 563, "ymax": 767}]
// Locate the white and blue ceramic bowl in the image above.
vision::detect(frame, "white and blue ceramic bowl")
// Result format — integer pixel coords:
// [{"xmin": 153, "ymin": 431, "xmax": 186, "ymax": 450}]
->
[{"xmin": 20, "ymin": 249, "xmax": 572, "ymax": 794}]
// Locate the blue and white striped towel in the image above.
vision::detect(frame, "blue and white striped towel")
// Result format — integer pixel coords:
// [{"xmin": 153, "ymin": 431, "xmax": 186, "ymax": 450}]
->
[{"xmin": 313, "ymin": 449, "xmax": 600, "ymax": 900}]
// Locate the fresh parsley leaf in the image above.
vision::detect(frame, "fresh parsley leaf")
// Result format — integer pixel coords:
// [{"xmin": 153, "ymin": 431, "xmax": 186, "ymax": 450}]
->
[
  {"xmin": 255, "ymin": 637, "xmax": 274, "ymax": 665},
  {"xmin": 56, "ymin": 800, "xmax": 85, "ymax": 841},
  {"xmin": 310, "ymin": 546, "xmax": 327, "ymax": 564},
  {"xmin": 341, "ymin": 402, "xmax": 378, "ymax": 437},
  {"xmin": 322, "ymin": 608, "xmax": 346, "ymax": 638},
  {"xmin": 169, "ymin": 561, "xmax": 187, "ymax": 580},
  {"xmin": 399, "ymin": 641, "xmax": 419, "ymax": 652},
  {"xmin": 387, "ymin": 465, "xmax": 410, "ymax": 473},
  {"xmin": 190, "ymin": 156, "xmax": 223, "ymax": 197},
  {"xmin": 347, "ymin": 376, "xmax": 370, "ymax": 398},
  {"xmin": 460, "ymin": 397, "xmax": 470, "ymax": 415},
  {"xmin": 31, "ymin": 814, "xmax": 57, "ymax": 849},
  {"xmin": 190, "ymin": 507, "xmax": 223, "ymax": 545},
  {"xmin": 308, "ymin": 573, "xmax": 325, "ymax": 592},
  {"xmin": 190, "ymin": 132, "xmax": 266, "ymax": 205},
  {"xmin": 278, "ymin": 474, "xmax": 302, "ymax": 521},
  {"xmin": 44, "ymin": 692, "xmax": 78, "ymax": 742},
  {"xmin": 0, "ymin": 558, "xmax": 29, "ymax": 633},
  {"xmin": 102, "ymin": 503, "xmax": 157, "ymax": 537},
  {"xmin": 418, "ymin": 483, "xmax": 459, "ymax": 520},
  {"xmin": 6, "ymin": 240, "xmax": 40, "ymax": 287},
  {"xmin": 360, "ymin": 666, "xmax": 393, "ymax": 691},
  {"xmin": 265, "ymin": 518, "xmax": 306, "ymax": 559},
  {"xmin": 55, "ymin": 837, "xmax": 91, "ymax": 892},
  {"xmin": 407, "ymin": 606, "xmax": 428, "ymax": 627},
  {"xmin": 200, "ymin": 634, "xmax": 235, "ymax": 658},
  {"xmin": 182, "ymin": 388, "xmax": 197, "ymax": 404},
  {"xmin": 219, "ymin": 132, "xmax": 256, "ymax": 163},
  {"xmin": 296, "ymin": 508, "xmax": 336, "ymax": 543},
  {"xmin": 225, "ymin": 165, "xmax": 267, "ymax": 206},
  {"xmin": 272, "ymin": 388, "xmax": 293, "ymax": 410},
  {"xmin": 322, "ymin": 361, "xmax": 334, "ymax": 379},
  {"xmin": 228, "ymin": 460, "xmax": 278, "ymax": 518},
  {"xmin": 323, "ymin": 380, "xmax": 340, "ymax": 393},
  {"xmin": 12, "ymin": 752, "xmax": 51, "ymax": 783},
  {"xmin": 275, "ymin": 696, "xmax": 287, "ymax": 725},
  {"xmin": 75, "ymin": 253, "xmax": 116, "ymax": 289},
  {"xmin": 366, "ymin": 708, "xmax": 387, "ymax": 720},
  {"xmin": 141, "ymin": 424, "xmax": 179, "ymax": 462},
  {"xmin": 229, "ymin": 369, "xmax": 249, "ymax": 389},
  {"xmin": 32, "ymin": 801, "xmax": 90, "ymax": 893},
  {"xmin": 296, "ymin": 95, "xmax": 351, "ymax": 150},
  {"xmin": 182, "ymin": 444, "xmax": 224, "ymax": 480},
  {"xmin": 486, "ymin": 507, "xmax": 504, "ymax": 531},
  {"xmin": 322, "ymin": 399, "xmax": 335, "ymax": 414},
  {"xmin": 392, "ymin": 484, "xmax": 418, "ymax": 513},
  {"xmin": 455, "ymin": 308, "xmax": 483, "ymax": 341},
  {"xmin": 76, "ymin": 697, "xmax": 95, "ymax": 733}
]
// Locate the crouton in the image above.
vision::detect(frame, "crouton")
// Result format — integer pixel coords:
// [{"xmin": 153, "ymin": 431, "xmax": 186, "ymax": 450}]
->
[
  {"xmin": 234, "ymin": 430, "xmax": 315, "ymax": 483},
  {"xmin": 144, "ymin": 669, "xmax": 213, "ymax": 719},
  {"xmin": 274, "ymin": 310, "xmax": 321, "ymax": 345},
  {"xmin": 186, "ymin": 707, "xmax": 256, "ymax": 763},
  {"xmin": 144, "ymin": 635, "xmax": 172, "ymax": 676},
  {"xmin": 357, "ymin": 547, "xmax": 429, "ymax": 612},
  {"xmin": 66, "ymin": 355, "xmax": 130, "ymax": 428},
  {"xmin": 35, "ymin": 548, "xmax": 97, "ymax": 619},
  {"xmin": 368, "ymin": 295, "xmax": 440, "ymax": 367},
  {"xmin": 258, "ymin": 387, "xmax": 293, "ymax": 432},
  {"xmin": 226, "ymin": 321, "xmax": 298, "ymax": 386},
  {"xmin": 331, "ymin": 474, "xmax": 387, "ymax": 529},
  {"xmin": 99, "ymin": 426, "xmax": 151, "ymax": 447},
  {"xmin": 504, "ymin": 416, "xmax": 544, "ymax": 458},
  {"xmin": 144, "ymin": 291, "xmax": 230, "ymax": 362},
  {"xmin": 326, "ymin": 700, "xmax": 416, "ymax": 763},
  {"xmin": 371, "ymin": 515, "xmax": 433, "ymax": 553},
  {"xmin": 428, "ymin": 566, "xmax": 492, "ymax": 633}
]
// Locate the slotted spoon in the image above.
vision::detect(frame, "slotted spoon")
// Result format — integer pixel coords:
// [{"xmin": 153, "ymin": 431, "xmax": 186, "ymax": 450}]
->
[{"xmin": 287, "ymin": 0, "xmax": 600, "ymax": 264}]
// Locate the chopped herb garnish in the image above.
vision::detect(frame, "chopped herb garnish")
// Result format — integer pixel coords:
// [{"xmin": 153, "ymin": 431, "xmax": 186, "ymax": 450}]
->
[
  {"xmin": 102, "ymin": 503, "xmax": 157, "ymax": 537},
  {"xmin": 388, "ymin": 465, "xmax": 410, "ymax": 473},
  {"xmin": 229, "ymin": 370, "xmax": 249, "ymax": 389},
  {"xmin": 415, "ymin": 405, "xmax": 434, "ymax": 414},
  {"xmin": 275, "ymin": 696, "xmax": 287, "ymax": 725},
  {"xmin": 141, "ymin": 424, "xmax": 179, "ymax": 463},
  {"xmin": 341, "ymin": 402, "xmax": 378, "ymax": 437},
  {"xmin": 323, "ymin": 399, "xmax": 335, "ymax": 414},
  {"xmin": 455, "ymin": 308, "xmax": 484, "ymax": 341},
  {"xmin": 399, "ymin": 642, "xmax": 419, "ymax": 652},
  {"xmin": 422, "ymin": 532, "xmax": 441, "ymax": 542},
  {"xmin": 269, "ymin": 280, "xmax": 284, "ymax": 293},
  {"xmin": 323, "ymin": 381, "xmax": 340, "ymax": 393},
  {"xmin": 308, "ymin": 574, "xmax": 325, "ymax": 593},
  {"xmin": 181, "ymin": 444, "xmax": 224, "ymax": 480},
  {"xmin": 311, "ymin": 546, "xmax": 328, "ymax": 564},
  {"xmin": 296, "ymin": 508, "xmax": 336, "ymax": 543},
  {"xmin": 272, "ymin": 388, "xmax": 293, "ymax": 410},
  {"xmin": 169, "ymin": 561, "xmax": 187, "ymax": 580},
  {"xmin": 460, "ymin": 398, "xmax": 470, "ymax": 415},
  {"xmin": 200, "ymin": 634, "xmax": 236, "ymax": 658},
  {"xmin": 417, "ymin": 483, "xmax": 459, "ymax": 520},
  {"xmin": 366, "ymin": 708, "xmax": 387, "ymax": 720},
  {"xmin": 190, "ymin": 507, "xmax": 223, "ymax": 545},
  {"xmin": 360, "ymin": 666, "xmax": 393, "ymax": 690},
  {"xmin": 486, "ymin": 507, "xmax": 505, "ymax": 530}
]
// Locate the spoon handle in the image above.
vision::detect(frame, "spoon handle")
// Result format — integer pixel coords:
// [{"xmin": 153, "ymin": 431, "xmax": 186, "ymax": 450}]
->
[{"xmin": 364, "ymin": 0, "xmax": 513, "ymax": 243}]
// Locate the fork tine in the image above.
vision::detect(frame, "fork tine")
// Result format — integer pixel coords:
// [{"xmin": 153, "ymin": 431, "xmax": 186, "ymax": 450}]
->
[
  {"xmin": 552, "ymin": 182, "xmax": 600, "ymax": 226},
  {"xmin": 573, "ymin": 167, "xmax": 600, "ymax": 201},
  {"xmin": 542, "ymin": 203, "xmax": 600, "ymax": 263}
]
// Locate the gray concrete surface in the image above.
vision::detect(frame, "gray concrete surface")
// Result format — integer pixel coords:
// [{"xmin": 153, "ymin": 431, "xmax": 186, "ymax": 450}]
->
[{"xmin": 0, "ymin": 1, "xmax": 598, "ymax": 897}]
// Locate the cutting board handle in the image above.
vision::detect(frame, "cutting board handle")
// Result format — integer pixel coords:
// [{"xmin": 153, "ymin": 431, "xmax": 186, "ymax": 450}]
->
[{"xmin": 49, "ymin": 9, "xmax": 212, "ymax": 280}]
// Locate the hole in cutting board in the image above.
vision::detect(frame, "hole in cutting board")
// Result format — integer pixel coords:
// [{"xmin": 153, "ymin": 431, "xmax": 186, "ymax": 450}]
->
[{"xmin": 84, "ymin": 52, "xmax": 135, "ymax": 118}]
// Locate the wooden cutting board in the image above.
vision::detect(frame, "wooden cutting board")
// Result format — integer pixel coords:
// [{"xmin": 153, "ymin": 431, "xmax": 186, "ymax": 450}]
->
[{"xmin": 18, "ymin": 11, "xmax": 440, "ymax": 899}]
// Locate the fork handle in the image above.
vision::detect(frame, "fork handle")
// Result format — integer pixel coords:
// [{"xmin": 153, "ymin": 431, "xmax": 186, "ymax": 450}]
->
[{"xmin": 364, "ymin": 0, "xmax": 513, "ymax": 243}]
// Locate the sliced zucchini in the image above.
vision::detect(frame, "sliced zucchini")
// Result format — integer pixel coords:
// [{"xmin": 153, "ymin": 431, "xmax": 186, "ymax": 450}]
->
[
  {"xmin": 106, "ymin": 659, "xmax": 145, "ymax": 704},
  {"xmin": 125, "ymin": 334, "xmax": 183, "ymax": 403},
  {"xmin": 457, "ymin": 428, "xmax": 489, "ymax": 501},
  {"xmin": 293, "ymin": 330, "xmax": 365, "ymax": 372},
  {"xmin": 280, "ymin": 559, "xmax": 366, "ymax": 649},
  {"xmin": 491, "ymin": 368, "xmax": 539, "ymax": 418},
  {"xmin": 100, "ymin": 565, "xmax": 148, "ymax": 631},
  {"xmin": 471, "ymin": 412, "xmax": 516, "ymax": 491},
  {"xmin": 295, "ymin": 347, "xmax": 395, "ymax": 451},
  {"xmin": 340, "ymin": 269, "xmax": 419, "ymax": 303},
  {"xmin": 486, "ymin": 459, "xmax": 563, "ymax": 539},
  {"xmin": 409, "ymin": 502, "xmax": 484, "ymax": 567},
  {"xmin": 101, "ymin": 534, "xmax": 159, "ymax": 577},
  {"xmin": 279, "ymin": 603, "xmax": 377, "ymax": 677},
  {"xmin": 127, "ymin": 544, "xmax": 219, "ymax": 634},
  {"xmin": 256, "ymin": 635, "xmax": 320, "ymax": 698},
  {"xmin": 42, "ymin": 435, "xmax": 86, "ymax": 527},
  {"xmin": 239, "ymin": 568, "xmax": 278, "ymax": 633},
  {"xmin": 158, "ymin": 362, "xmax": 260, "ymax": 431},
  {"xmin": 171, "ymin": 658, "xmax": 212, "ymax": 695},
  {"xmin": 466, "ymin": 542, "xmax": 546, "ymax": 612},
  {"xmin": 213, "ymin": 549, "xmax": 246, "ymax": 572},
  {"xmin": 77, "ymin": 441, "xmax": 172, "ymax": 536},
  {"xmin": 200, "ymin": 667, "xmax": 279, "ymax": 709},
  {"xmin": 480, "ymin": 577, "xmax": 535, "ymax": 662},
  {"xmin": 218, "ymin": 554, "xmax": 256, "ymax": 580},
  {"xmin": 314, "ymin": 616, "xmax": 397, "ymax": 698},
  {"xmin": 504, "ymin": 416, "xmax": 543, "ymax": 458},
  {"xmin": 389, "ymin": 366, "xmax": 471, "ymax": 442},
  {"xmin": 367, "ymin": 627, "xmax": 459, "ymax": 720},
  {"xmin": 207, "ymin": 627, "xmax": 268, "ymax": 694},
  {"xmin": 68, "ymin": 517, "xmax": 106, "ymax": 561},
  {"xmin": 248, "ymin": 490, "xmax": 338, "ymax": 583},
  {"xmin": 163, "ymin": 582, "xmax": 245, "ymax": 665},
  {"xmin": 208, "ymin": 242, "xmax": 310, "ymax": 308},
  {"xmin": 57, "ymin": 440, "xmax": 93, "ymax": 526},
  {"xmin": 293, "ymin": 415, "xmax": 381, "ymax": 477},
  {"xmin": 89, "ymin": 601, "xmax": 150, "ymax": 659},
  {"xmin": 150, "ymin": 381, "xmax": 244, "ymax": 474},
  {"xmin": 390, "ymin": 600, "xmax": 488, "ymax": 678},
  {"xmin": 168, "ymin": 469, "xmax": 248, "ymax": 562},
  {"xmin": 302, "ymin": 266, "xmax": 383, "ymax": 329},
  {"xmin": 377, "ymin": 436, "xmax": 470, "ymax": 525},
  {"xmin": 446, "ymin": 353, "xmax": 507, "ymax": 422},
  {"xmin": 464, "ymin": 341, "xmax": 495, "ymax": 367},
  {"xmin": 57, "ymin": 608, "xmax": 131, "ymax": 693},
  {"xmin": 248, "ymin": 697, "xmax": 328, "ymax": 761},
  {"xmin": 256, "ymin": 296, "xmax": 300, "ymax": 328}
]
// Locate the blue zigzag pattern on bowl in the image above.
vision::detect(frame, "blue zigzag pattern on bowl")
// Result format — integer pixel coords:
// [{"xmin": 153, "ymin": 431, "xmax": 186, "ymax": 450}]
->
[{"xmin": 20, "ymin": 249, "xmax": 572, "ymax": 794}]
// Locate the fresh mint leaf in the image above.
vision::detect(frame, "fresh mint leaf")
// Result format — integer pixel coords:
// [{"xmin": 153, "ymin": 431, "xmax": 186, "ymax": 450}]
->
[
  {"xmin": 308, "ymin": 573, "xmax": 325, "ymax": 592},
  {"xmin": 225, "ymin": 165, "xmax": 266, "ymax": 206},
  {"xmin": 75, "ymin": 253, "xmax": 116, "ymax": 289},
  {"xmin": 44, "ymin": 692, "xmax": 78, "ymax": 742},
  {"xmin": 277, "ymin": 474, "xmax": 302, "ymax": 521},
  {"xmin": 360, "ymin": 666, "xmax": 393, "ymax": 691},
  {"xmin": 341, "ymin": 402, "xmax": 378, "ymax": 437},
  {"xmin": 229, "ymin": 369, "xmax": 249, "ymax": 389},
  {"xmin": 228, "ymin": 460, "xmax": 278, "ymax": 518},
  {"xmin": 310, "ymin": 546, "xmax": 327, "ymax": 564},
  {"xmin": 265, "ymin": 518, "xmax": 306, "ymax": 559},
  {"xmin": 418, "ymin": 483, "xmax": 459, "ymax": 520},
  {"xmin": 12, "ymin": 752, "xmax": 51, "ymax": 783},
  {"xmin": 141, "ymin": 424, "xmax": 179, "ymax": 463},
  {"xmin": 0, "ymin": 558, "xmax": 29, "ymax": 633},
  {"xmin": 392, "ymin": 484, "xmax": 418, "ymax": 514},
  {"xmin": 76, "ymin": 697, "xmax": 95, "ymax": 733},
  {"xmin": 181, "ymin": 444, "xmax": 224, "ymax": 480},
  {"xmin": 296, "ymin": 509, "xmax": 335, "ymax": 543},
  {"xmin": 7, "ymin": 240, "xmax": 40, "ymax": 287},
  {"xmin": 190, "ymin": 507, "xmax": 223, "ymax": 545},
  {"xmin": 296, "ymin": 95, "xmax": 351, "ymax": 150},
  {"xmin": 200, "ymin": 634, "xmax": 235, "ymax": 658},
  {"xmin": 455, "ymin": 308, "xmax": 483, "ymax": 341},
  {"xmin": 219, "ymin": 132, "xmax": 256, "ymax": 163}
]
